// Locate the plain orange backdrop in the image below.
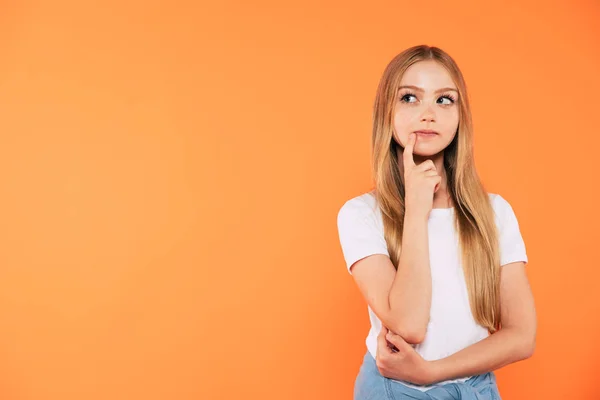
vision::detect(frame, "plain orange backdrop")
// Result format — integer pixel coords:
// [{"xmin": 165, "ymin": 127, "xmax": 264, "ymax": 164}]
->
[{"xmin": 0, "ymin": 1, "xmax": 599, "ymax": 399}]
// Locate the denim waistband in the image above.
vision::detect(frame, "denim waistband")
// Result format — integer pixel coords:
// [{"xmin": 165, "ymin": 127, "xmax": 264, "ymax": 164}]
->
[{"xmin": 356, "ymin": 351, "xmax": 501, "ymax": 400}]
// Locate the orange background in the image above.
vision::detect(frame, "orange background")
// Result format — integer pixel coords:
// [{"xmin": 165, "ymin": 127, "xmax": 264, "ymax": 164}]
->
[{"xmin": 0, "ymin": 1, "xmax": 598, "ymax": 399}]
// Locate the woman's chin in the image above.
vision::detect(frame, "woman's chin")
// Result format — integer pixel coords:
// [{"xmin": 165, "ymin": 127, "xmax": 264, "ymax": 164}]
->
[{"xmin": 412, "ymin": 146, "xmax": 444, "ymax": 157}]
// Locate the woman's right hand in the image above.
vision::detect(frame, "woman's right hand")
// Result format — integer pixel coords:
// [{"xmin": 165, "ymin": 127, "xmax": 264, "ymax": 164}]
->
[{"xmin": 403, "ymin": 133, "xmax": 441, "ymax": 220}]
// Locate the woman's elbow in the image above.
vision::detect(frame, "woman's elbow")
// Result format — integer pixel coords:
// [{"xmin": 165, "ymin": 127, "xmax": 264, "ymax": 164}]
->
[
  {"xmin": 405, "ymin": 332, "xmax": 426, "ymax": 345},
  {"xmin": 520, "ymin": 332, "xmax": 536, "ymax": 360},
  {"xmin": 393, "ymin": 324, "xmax": 426, "ymax": 345}
]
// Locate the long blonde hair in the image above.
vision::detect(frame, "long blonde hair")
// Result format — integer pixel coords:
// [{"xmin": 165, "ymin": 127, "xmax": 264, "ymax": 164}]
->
[{"xmin": 371, "ymin": 45, "xmax": 502, "ymax": 333}]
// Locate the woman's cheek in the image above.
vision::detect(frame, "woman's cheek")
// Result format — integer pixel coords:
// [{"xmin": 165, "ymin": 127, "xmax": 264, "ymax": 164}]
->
[
  {"xmin": 393, "ymin": 111, "xmax": 417, "ymax": 132},
  {"xmin": 393, "ymin": 125, "xmax": 409, "ymax": 145}
]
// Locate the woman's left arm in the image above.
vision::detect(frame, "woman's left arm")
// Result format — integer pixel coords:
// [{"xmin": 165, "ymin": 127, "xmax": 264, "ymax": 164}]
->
[{"xmin": 428, "ymin": 261, "xmax": 537, "ymax": 383}]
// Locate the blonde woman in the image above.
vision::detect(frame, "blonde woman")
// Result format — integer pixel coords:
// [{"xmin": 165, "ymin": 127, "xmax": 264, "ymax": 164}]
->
[{"xmin": 336, "ymin": 45, "xmax": 536, "ymax": 400}]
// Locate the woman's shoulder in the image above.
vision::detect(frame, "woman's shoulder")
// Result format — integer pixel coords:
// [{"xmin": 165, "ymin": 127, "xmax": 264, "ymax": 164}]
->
[
  {"xmin": 486, "ymin": 192, "xmax": 521, "ymax": 226},
  {"xmin": 343, "ymin": 189, "xmax": 377, "ymax": 207},
  {"xmin": 337, "ymin": 190, "xmax": 381, "ymax": 222},
  {"xmin": 486, "ymin": 192, "xmax": 513, "ymax": 211}
]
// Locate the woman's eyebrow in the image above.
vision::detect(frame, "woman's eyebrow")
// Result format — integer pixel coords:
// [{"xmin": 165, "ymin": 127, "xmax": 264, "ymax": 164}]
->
[{"xmin": 398, "ymin": 85, "xmax": 458, "ymax": 94}]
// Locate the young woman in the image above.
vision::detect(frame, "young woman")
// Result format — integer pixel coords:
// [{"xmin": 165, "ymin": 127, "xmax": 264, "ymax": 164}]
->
[{"xmin": 336, "ymin": 45, "xmax": 537, "ymax": 399}]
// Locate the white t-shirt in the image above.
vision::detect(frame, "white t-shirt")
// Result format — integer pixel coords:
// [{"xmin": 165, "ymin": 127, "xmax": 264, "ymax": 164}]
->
[{"xmin": 336, "ymin": 191, "xmax": 528, "ymax": 391}]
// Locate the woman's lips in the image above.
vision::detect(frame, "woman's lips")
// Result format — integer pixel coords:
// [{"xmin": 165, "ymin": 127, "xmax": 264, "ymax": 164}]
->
[{"xmin": 414, "ymin": 130, "xmax": 438, "ymax": 138}]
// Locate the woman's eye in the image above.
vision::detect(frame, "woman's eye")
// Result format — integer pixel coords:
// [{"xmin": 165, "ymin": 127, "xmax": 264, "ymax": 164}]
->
[
  {"xmin": 400, "ymin": 93, "xmax": 456, "ymax": 105},
  {"xmin": 437, "ymin": 96, "xmax": 455, "ymax": 105}
]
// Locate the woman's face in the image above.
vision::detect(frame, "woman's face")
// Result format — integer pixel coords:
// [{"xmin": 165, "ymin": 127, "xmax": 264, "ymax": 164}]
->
[{"xmin": 393, "ymin": 60, "xmax": 459, "ymax": 156}]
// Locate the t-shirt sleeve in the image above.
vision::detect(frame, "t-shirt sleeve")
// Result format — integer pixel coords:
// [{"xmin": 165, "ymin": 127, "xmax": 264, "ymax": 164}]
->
[
  {"xmin": 494, "ymin": 194, "xmax": 528, "ymax": 267},
  {"xmin": 336, "ymin": 197, "xmax": 390, "ymax": 274}
]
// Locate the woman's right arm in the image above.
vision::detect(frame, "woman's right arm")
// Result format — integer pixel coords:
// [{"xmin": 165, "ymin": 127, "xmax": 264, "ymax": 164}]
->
[
  {"xmin": 349, "ymin": 211, "xmax": 431, "ymax": 345},
  {"xmin": 388, "ymin": 211, "xmax": 432, "ymax": 342},
  {"xmin": 344, "ymin": 133, "xmax": 438, "ymax": 344}
]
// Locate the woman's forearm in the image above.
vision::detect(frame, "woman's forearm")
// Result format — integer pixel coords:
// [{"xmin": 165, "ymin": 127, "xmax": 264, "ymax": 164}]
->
[
  {"xmin": 428, "ymin": 327, "xmax": 534, "ymax": 384},
  {"xmin": 388, "ymin": 212, "xmax": 432, "ymax": 343}
]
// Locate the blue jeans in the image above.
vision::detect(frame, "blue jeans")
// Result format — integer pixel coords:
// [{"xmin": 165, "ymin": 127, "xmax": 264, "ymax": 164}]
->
[{"xmin": 354, "ymin": 351, "xmax": 502, "ymax": 400}]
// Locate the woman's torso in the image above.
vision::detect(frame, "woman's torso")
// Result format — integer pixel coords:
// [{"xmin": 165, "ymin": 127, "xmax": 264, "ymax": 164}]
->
[{"xmin": 358, "ymin": 191, "xmax": 494, "ymax": 391}]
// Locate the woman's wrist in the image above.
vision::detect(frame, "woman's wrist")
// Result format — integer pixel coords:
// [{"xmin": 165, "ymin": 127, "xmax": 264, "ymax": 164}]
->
[
  {"xmin": 423, "ymin": 359, "xmax": 443, "ymax": 385},
  {"xmin": 404, "ymin": 208, "xmax": 429, "ymax": 225}
]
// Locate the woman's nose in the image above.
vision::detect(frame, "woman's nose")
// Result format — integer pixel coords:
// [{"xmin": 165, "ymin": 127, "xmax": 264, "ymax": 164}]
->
[{"xmin": 420, "ymin": 105, "xmax": 436, "ymax": 122}]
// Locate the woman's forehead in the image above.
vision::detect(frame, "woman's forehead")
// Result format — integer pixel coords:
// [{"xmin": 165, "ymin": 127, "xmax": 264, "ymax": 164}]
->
[{"xmin": 399, "ymin": 61, "xmax": 455, "ymax": 90}]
